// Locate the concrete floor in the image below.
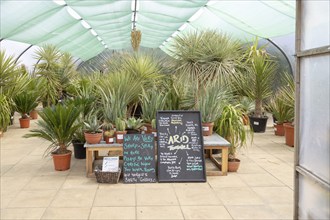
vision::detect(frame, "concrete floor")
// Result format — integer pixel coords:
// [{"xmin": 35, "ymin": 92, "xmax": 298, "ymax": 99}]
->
[{"xmin": 1, "ymin": 114, "xmax": 294, "ymax": 220}]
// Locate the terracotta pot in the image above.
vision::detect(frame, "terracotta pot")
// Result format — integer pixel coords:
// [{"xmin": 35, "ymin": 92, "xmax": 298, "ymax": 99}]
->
[
  {"xmin": 104, "ymin": 136, "xmax": 114, "ymax": 144},
  {"xmin": 242, "ymin": 114, "xmax": 249, "ymax": 125},
  {"xmin": 274, "ymin": 123, "xmax": 285, "ymax": 136},
  {"xmin": 228, "ymin": 158, "xmax": 241, "ymax": 172},
  {"xmin": 284, "ymin": 123, "xmax": 294, "ymax": 147},
  {"xmin": 202, "ymin": 122, "xmax": 214, "ymax": 136},
  {"xmin": 143, "ymin": 123, "xmax": 153, "ymax": 134},
  {"xmin": 115, "ymin": 130, "xmax": 127, "ymax": 144},
  {"xmin": 84, "ymin": 132, "xmax": 103, "ymax": 144},
  {"xmin": 52, "ymin": 151, "xmax": 72, "ymax": 171},
  {"xmin": 19, "ymin": 118, "xmax": 30, "ymax": 128},
  {"xmin": 29, "ymin": 110, "xmax": 38, "ymax": 120}
]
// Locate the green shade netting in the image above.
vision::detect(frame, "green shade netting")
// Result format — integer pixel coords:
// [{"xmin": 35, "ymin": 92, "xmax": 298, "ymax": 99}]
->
[{"xmin": 0, "ymin": 0, "xmax": 295, "ymax": 61}]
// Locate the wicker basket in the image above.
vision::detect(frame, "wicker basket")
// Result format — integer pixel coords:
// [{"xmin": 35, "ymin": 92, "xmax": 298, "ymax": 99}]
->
[{"xmin": 94, "ymin": 166, "xmax": 121, "ymax": 183}]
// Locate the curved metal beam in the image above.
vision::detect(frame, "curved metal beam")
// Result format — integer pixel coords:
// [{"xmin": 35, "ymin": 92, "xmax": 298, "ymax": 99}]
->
[
  {"xmin": 15, "ymin": 44, "xmax": 33, "ymax": 63},
  {"xmin": 267, "ymin": 38, "xmax": 294, "ymax": 75}
]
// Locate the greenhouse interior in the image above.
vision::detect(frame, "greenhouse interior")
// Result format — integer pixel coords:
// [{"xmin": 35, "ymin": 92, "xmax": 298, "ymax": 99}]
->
[{"xmin": 0, "ymin": 0, "xmax": 329, "ymax": 219}]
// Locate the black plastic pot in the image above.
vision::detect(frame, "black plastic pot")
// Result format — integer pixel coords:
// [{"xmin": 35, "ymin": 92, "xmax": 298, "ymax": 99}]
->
[
  {"xmin": 126, "ymin": 129, "xmax": 140, "ymax": 134},
  {"xmin": 249, "ymin": 116, "xmax": 268, "ymax": 133},
  {"xmin": 72, "ymin": 141, "xmax": 86, "ymax": 159}
]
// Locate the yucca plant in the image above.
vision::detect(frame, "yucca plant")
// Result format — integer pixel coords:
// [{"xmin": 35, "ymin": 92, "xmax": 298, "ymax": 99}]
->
[
  {"xmin": 216, "ymin": 105, "xmax": 252, "ymax": 163},
  {"xmin": 171, "ymin": 30, "xmax": 244, "ymax": 84},
  {"xmin": 0, "ymin": 93, "xmax": 11, "ymax": 133},
  {"xmin": 278, "ymin": 72, "xmax": 295, "ymax": 123},
  {"xmin": 84, "ymin": 114, "xmax": 102, "ymax": 134},
  {"xmin": 24, "ymin": 104, "xmax": 81, "ymax": 155},
  {"xmin": 125, "ymin": 117, "xmax": 143, "ymax": 130},
  {"xmin": 115, "ymin": 118, "xmax": 126, "ymax": 132},
  {"xmin": 267, "ymin": 93, "xmax": 293, "ymax": 124}
]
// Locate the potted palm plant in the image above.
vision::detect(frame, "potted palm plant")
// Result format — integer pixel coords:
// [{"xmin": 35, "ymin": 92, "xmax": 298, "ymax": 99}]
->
[
  {"xmin": 234, "ymin": 52, "xmax": 277, "ymax": 133},
  {"xmin": 115, "ymin": 118, "xmax": 127, "ymax": 144},
  {"xmin": 13, "ymin": 92, "xmax": 39, "ymax": 128},
  {"xmin": 24, "ymin": 104, "xmax": 80, "ymax": 171},
  {"xmin": 216, "ymin": 104, "xmax": 252, "ymax": 172},
  {"xmin": 84, "ymin": 114, "xmax": 103, "ymax": 144}
]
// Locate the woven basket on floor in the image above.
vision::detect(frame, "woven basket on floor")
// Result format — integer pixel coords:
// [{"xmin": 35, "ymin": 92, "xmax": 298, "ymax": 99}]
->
[{"xmin": 94, "ymin": 166, "xmax": 121, "ymax": 183}]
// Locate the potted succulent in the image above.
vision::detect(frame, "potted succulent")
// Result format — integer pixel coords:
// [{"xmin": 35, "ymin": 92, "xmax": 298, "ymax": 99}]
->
[
  {"xmin": 115, "ymin": 118, "xmax": 127, "ymax": 144},
  {"xmin": 196, "ymin": 82, "xmax": 230, "ymax": 136},
  {"xmin": 13, "ymin": 92, "xmax": 39, "ymax": 128},
  {"xmin": 102, "ymin": 122, "xmax": 115, "ymax": 144},
  {"xmin": 234, "ymin": 52, "xmax": 277, "ymax": 132},
  {"xmin": 216, "ymin": 105, "xmax": 252, "ymax": 172},
  {"xmin": 24, "ymin": 104, "xmax": 80, "ymax": 171},
  {"xmin": 84, "ymin": 114, "xmax": 103, "ymax": 144},
  {"xmin": 125, "ymin": 117, "xmax": 143, "ymax": 134}
]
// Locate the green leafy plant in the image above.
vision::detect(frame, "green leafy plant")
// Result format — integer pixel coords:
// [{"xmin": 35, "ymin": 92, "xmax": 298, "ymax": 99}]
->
[
  {"xmin": 125, "ymin": 117, "xmax": 143, "ymax": 130},
  {"xmin": 115, "ymin": 118, "xmax": 126, "ymax": 131},
  {"xmin": 267, "ymin": 93, "xmax": 293, "ymax": 124},
  {"xmin": 104, "ymin": 130, "xmax": 115, "ymax": 137},
  {"xmin": 151, "ymin": 119, "xmax": 156, "ymax": 130},
  {"xmin": 84, "ymin": 114, "xmax": 102, "ymax": 134},
  {"xmin": 278, "ymin": 72, "xmax": 295, "ymax": 123},
  {"xmin": 238, "ymin": 96, "xmax": 254, "ymax": 115},
  {"xmin": 216, "ymin": 105, "xmax": 252, "ymax": 159},
  {"xmin": 0, "ymin": 93, "xmax": 11, "ymax": 132},
  {"xmin": 140, "ymin": 88, "xmax": 167, "ymax": 123},
  {"xmin": 24, "ymin": 104, "xmax": 81, "ymax": 155},
  {"xmin": 14, "ymin": 92, "xmax": 39, "ymax": 119}
]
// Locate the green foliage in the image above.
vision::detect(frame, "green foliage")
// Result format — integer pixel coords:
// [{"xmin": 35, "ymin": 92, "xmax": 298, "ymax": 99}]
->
[
  {"xmin": 216, "ymin": 105, "xmax": 252, "ymax": 159},
  {"xmin": 24, "ymin": 104, "xmax": 81, "ymax": 155},
  {"xmin": 277, "ymin": 72, "xmax": 295, "ymax": 122},
  {"xmin": 104, "ymin": 130, "xmax": 115, "ymax": 137},
  {"xmin": 115, "ymin": 118, "xmax": 126, "ymax": 131},
  {"xmin": 140, "ymin": 88, "xmax": 167, "ymax": 123},
  {"xmin": 14, "ymin": 92, "xmax": 39, "ymax": 118},
  {"xmin": 125, "ymin": 117, "xmax": 143, "ymax": 130},
  {"xmin": 238, "ymin": 96, "xmax": 254, "ymax": 114},
  {"xmin": 267, "ymin": 92, "xmax": 293, "ymax": 124},
  {"xmin": 171, "ymin": 30, "xmax": 244, "ymax": 84},
  {"xmin": 0, "ymin": 93, "xmax": 11, "ymax": 131},
  {"xmin": 196, "ymin": 81, "xmax": 232, "ymax": 123},
  {"xmin": 84, "ymin": 114, "xmax": 102, "ymax": 134}
]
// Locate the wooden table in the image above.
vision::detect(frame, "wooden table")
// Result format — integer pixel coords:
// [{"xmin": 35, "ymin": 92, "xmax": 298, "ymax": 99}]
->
[
  {"xmin": 85, "ymin": 133, "xmax": 230, "ymax": 178},
  {"xmin": 203, "ymin": 133, "xmax": 231, "ymax": 176}
]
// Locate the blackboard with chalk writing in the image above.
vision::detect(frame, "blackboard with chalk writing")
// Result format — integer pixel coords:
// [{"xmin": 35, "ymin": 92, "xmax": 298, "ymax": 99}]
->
[
  {"xmin": 156, "ymin": 111, "xmax": 206, "ymax": 182},
  {"xmin": 123, "ymin": 134, "xmax": 157, "ymax": 183}
]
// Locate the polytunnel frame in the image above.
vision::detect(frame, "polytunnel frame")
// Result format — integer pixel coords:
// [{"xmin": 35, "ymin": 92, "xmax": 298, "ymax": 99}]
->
[{"xmin": 294, "ymin": 1, "xmax": 330, "ymax": 219}]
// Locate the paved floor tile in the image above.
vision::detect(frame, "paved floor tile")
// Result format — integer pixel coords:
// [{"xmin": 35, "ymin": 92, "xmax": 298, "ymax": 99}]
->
[
  {"xmin": 0, "ymin": 208, "xmax": 45, "ymax": 220},
  {"xmin": 50, "ymin": 189, "xmax": 96, "ymax": 207},
  {"xmin": 181, "ymin": 205, "xmax": 232, "ymax": 219},
  {"xmin": 24, "ymin": 176, "xmax": 67, "ymax": 190},
  {"xmin": 215, "ymin": 187, "xmax": 264, "ymax": 205},
  {"xmin": 252, "ymin": 186, "xmax": 294, "ymax": 204},
  {"xmin": 41, "ymin": 207, "xmax": 90, "ymax": 219},
  {"xmin": 239, "ymin": 173, "xmax": 284, "ymax": 187},
  {"xmin": 175, "ymin": 187, "xmax": 222, "ymax": 205},
  {"xmin": 226, "ymin": 205, "xmax": 280, "ymax": 219},
  {"xmin": 61, "ymin": 176, "xmax": 99, "ymax": 189},
  {"xmin": 90, "ymin": 207, "xmax": 136, "ymax": 219},
  {"xmin": 8, "ymin": 190, "xmax": 57, "ymax": 208},
  {"xmin": 137, "ymin": 206, "xmax": 184, "ymax": 219},
  {"xmin": 207, "ymin": 175, "xmax": 247, "ymax": 188},
  {"xmin": 94, "ymin": 188, "xmax": 136, "ymax": 206},
  {"xmin": 136, "ymin": 188, "xmax": 179, "ymax": 206}
]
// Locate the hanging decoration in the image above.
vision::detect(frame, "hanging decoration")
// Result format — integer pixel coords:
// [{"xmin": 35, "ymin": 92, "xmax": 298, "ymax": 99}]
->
[{"xmin": 131, "ymin": 29, "xmax": 141, "ymax": 52}]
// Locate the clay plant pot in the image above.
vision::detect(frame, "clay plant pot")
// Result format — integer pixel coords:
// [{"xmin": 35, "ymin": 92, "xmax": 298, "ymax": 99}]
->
[
  {"xmin": 274, "ymin": 123, "xmax": 285, "ymax": 136},
  {"xmin": 143, "ymin": 123, "xmax": 153, "ymax": 134},
  {"xmin": 19, "ymin": 118, "xmax": 30, "ymax": 128},
  {"xmin": 202, "ymin": 122, "xmax": 214, "ymax": 136},
  {"xmin": 84, "ymin": 132, "xmax": 103, "ymax": 144},
  {"xmin": 72, "ymin": 141, "xmax": 86, "ymax": 159},
  {"xmin": 284, "ymin": 123, "xmax": 294, "ymax": 147},
  {"xmin": 52, "ymin": 151, "xmax": 72, "ymax": 171},
  {"xmin": 115, "ymin": 131, "xmax": 127, "ymax": 144},
  {"xmin": 249, "ymin": 116, "xmax": 268, "ymax": 133},
  {"xmin": 29, "ymin": 110, "xmax": 38, "ymax": 120},
  {"xmin": 104, "ymin": 136, "xmax": 114, "ymax": 144},
  {"xmin": 228, "ymin": 158, "xmax": 241, "ymax": 172}
]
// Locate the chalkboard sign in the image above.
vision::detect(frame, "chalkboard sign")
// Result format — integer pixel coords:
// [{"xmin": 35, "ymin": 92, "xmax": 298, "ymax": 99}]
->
[
  {"xmin": 123, "ymin": 134, "xmax": 157, "ymax": 183},
  {"xmin": 157, "ymin": 111, "xmax": 206, "ymax": 182}
]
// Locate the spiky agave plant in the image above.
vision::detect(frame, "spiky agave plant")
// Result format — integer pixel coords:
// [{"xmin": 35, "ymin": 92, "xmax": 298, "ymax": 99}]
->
[{"xmin": 24, "ymin": 104, "xmax": 81, "ymax": 155}]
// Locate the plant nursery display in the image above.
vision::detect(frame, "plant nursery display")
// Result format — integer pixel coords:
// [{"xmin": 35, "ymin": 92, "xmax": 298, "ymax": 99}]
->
[
  {"xmin": 13, "ymin": 92, "xmax": 39, "ymax": 128},
  {"xmin": 84, "ymin": 114, "xmax": 103, "ymax": 144},
  {"xmin": 24, "ymin": 104, "xmax": 80, "ymax": 171},
  {"xmin": 115, "ymin": 118, "xmax": 127, "ymax": 144}
]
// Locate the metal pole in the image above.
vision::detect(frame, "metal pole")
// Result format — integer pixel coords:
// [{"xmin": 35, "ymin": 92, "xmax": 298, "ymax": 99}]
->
[{"xmin": 15, "ymin": 45, "xmax": 33, "ymax": 63}]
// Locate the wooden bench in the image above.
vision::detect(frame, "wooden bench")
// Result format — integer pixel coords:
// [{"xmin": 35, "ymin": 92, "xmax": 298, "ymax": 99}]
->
[{"xmin": 84, "ymin": 133, "xmax": 230, "ymax": 178}]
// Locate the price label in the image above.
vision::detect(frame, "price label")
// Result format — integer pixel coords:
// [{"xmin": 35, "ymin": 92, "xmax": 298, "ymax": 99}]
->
[
  {"xmin": 253, "ymin": 121, "xmax": 259, "ymax": 125},
  {"xmin": 117, "ymin": 134, "xmax": 124, "ymax": 139},
  {"xmin": 202, "ymin": 126, "xmax": 209, "ymax": 131},
  {"xmin": 102, "ymin": 157, "xmax": 119, "ymax": 172}
]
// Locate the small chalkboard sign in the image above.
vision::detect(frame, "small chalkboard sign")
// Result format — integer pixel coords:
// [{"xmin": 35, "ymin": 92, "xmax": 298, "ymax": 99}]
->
[
  {"xmin": 157, "ymin": 111, "xmax": 206, "ymax": 182},
  {"xmin": 123, "ymin": 134, "xmax": 156, "ymax": 183}
]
